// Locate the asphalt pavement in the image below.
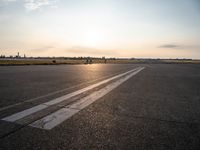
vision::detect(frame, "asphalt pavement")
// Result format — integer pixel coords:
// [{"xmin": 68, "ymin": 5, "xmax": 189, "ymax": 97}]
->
[{"xmin": 0, "ymin": 64, "xmax": 200, "ymax": 150}]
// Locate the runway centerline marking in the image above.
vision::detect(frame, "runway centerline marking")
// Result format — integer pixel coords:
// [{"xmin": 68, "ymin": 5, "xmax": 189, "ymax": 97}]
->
[
  {"xmin": 30, "ymin": 67, "xmax": 145, "ymax": 130},
  {"xmin": 2, "ymin": 67, "xmax": 141, "ymax": 123}
]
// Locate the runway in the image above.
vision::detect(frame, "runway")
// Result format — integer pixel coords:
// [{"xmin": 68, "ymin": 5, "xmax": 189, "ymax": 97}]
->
[{"xmin": 0, "ymin": 64, "xmax": 200, "ymax": 149}]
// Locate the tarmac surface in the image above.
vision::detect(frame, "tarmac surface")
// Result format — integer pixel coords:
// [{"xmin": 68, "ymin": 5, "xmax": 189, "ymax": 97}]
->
[{"xmin": 0, "ymin": 64, "xmax": 200, "ymax": 150}]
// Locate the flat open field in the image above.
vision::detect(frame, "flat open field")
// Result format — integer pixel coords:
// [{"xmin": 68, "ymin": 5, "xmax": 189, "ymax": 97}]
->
[
  {"xmin": 0, "ymin": 64, "xmax": 200, "ymax": 149},
  {"xmin": 0, "ymin": 58, "xmax": 200, "ymax": 65}
]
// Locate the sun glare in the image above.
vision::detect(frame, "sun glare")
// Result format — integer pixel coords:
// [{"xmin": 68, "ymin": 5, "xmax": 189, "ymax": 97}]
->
[{"xmin": 81, "ymin": 30, "xmax": 104, "ymax": 47}]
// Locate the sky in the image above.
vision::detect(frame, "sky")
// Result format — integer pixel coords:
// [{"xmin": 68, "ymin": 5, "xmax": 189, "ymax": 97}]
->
[{"xmin": 0, "ymin": 0, "xmax": 200, "ymax": 59}]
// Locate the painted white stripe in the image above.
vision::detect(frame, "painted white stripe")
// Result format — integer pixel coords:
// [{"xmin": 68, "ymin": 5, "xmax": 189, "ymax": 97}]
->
[
  {"xmin": 30, "ymin": 108, "xmax": 79, "ymax": 130},
  {"xmin": 0, "ymin": 71, "xmax": 125, "ymax": 112},
  {"xmin": 44, "ymin": 67, "xmax": 139, "ymax": 106},
  {"xmin": 2, "ymin": 67, "xmax": 140, "ymax": 122},
  {"xmin": 2, "ymin": 104, "xmax": 47, "ymax": 122},
  {"xmin": 30, "ymin": 67, "xmax": 145, "ymax": 130}
]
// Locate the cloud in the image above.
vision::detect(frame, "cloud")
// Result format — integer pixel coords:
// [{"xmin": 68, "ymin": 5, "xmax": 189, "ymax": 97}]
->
[
  {"xmin": 1, "ymin": 0, "xmax": 59, "ymax": 10},
  {"xmin": 159, "ymin": 44, "xmax": 180, "ymax": 49},
  {"xmin": 158, "ymin": 44, "xmax": 200, "ymax": 50},
  {"xmin": 24, "ymin": 0, "xmax": 59, "ymax": 11}
]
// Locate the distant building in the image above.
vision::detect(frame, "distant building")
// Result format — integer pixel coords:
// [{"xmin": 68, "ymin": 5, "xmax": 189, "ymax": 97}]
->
[{"xmin": 16, "ymin": 52, "xmax": 21, "ymax": 58}]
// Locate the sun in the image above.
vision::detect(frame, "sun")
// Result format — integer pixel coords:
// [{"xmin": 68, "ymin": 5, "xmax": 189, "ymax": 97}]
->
[{"xmin": 82, "ymin": 30, "xmax": 104, "ymax": 47}]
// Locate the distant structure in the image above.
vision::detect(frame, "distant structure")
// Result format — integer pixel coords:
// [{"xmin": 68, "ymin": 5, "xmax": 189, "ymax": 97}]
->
[
  {"xmin": 86, "ymin": 57, "xmax": 93, "ymax": 64},
  {"xmin": 15, "ymin": 52, "xmax": 20, "ymax": 58},
  {"xmin": 15, "ymin": 52, "xmax": 26, "ymax": 58},
  {"xmin": 102, "ymin": 56, "xmax": 107, "ymax": 63},
  {"xmin": 0, "ymin": 55, "xmax": 5, "ymax": 58}
]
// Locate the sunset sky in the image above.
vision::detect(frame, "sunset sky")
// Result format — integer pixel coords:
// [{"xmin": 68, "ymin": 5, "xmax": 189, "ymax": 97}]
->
[{"xmin": 0, "ymin": 0, "xmax": 200, "ymax": 59}]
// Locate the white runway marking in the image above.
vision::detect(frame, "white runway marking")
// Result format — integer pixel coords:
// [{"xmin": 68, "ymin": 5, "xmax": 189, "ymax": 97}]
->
[
  {"xmin": 30, "ymin": 67, "xmax": 145, "ymax": 130},
  {"xmin": 0, "ymin": 71, "xmax": 124, "ymax": 112},
  {"xmin": 30, "ymin": 108, "xmax": 79, "ymax": 130},
  {"xmin": 2, "ymin": 67, "xmax": 140, "ymax": 122},
  {"xmin": 2, "ymin": 104, "xmax": 47, "ymax": 122}
]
